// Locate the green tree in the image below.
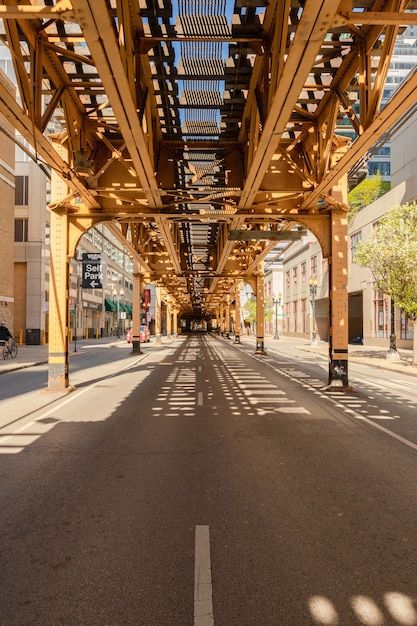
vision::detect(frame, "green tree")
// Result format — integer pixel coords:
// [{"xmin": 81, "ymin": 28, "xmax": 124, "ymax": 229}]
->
[
  {"xmin": 242, "ymin": 297, "xmax": 256, "ymax": 324},
  {"xmin": 354, "ymin": 201, "xmax": 417, "ymax": 363},
  {"xmin": 348, "ymin": 172, "xmax": 390, "ymax": 218},
  {"xmin": 264, "ymin": 295, "xmax": 274, "ymax": 324},
  {"xmin": 242, "ymin": 295, "xmax": 274, "ymax": 330}
]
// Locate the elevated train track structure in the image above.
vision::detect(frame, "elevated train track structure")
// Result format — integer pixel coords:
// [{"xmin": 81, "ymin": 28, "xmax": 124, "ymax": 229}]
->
[{"xmin": 1, "ymin": 0, "xmax": 417, "ymax": 390}]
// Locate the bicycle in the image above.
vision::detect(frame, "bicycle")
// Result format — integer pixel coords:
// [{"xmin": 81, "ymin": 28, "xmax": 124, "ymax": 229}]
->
[{"xmin": 2, "ymin": 339, "xmax": 18, "ymax": 360}]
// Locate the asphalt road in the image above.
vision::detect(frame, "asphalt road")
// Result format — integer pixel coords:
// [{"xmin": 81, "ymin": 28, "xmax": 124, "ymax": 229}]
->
[{"xmin": 0, "ymin": 334, "xmax": 416, "ymax": 625}]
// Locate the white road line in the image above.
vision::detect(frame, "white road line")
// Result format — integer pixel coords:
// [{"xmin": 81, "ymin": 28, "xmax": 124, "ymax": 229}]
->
[
  {"xmin": 194, "ymin": 525, "xmax": 214, "ymax": 626},
  {"xmin": 197, "ymin": 392, "xmax": 203, "ymax": 406}
]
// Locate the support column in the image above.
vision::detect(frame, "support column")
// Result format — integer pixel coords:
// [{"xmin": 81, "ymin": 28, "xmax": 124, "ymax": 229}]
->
[
  {"xmin": 173, "ymin": 306, "xmax": 178, "ymax": 337},
  {"xmin": 166, "ymin": 299, "xmax": 172, "ymax": 339},
  {"xmin": 155, "ymin": 285, "xmax": 162, "ymax": 344},
  {"xmin": 220, "ymin": 305, "xmax": 225, "ymax": 335},
  {"xmin": 327, "ymin": 208, "xmax": 351, "ymax": 389},
  {"xmin": 234, "ymin": 282, "xmax": 241, "ymax": 344},
  {"xmin": 47, "ymin": 208, "xmax": 71, "ymax": 392},
  {"xmin": 225, "ymin": 297, "xmax": 230, "ymax": 339},
  {"xmin": 255, "ymin": 267, "xmax": 266, "ymax": 355},
  {"xmin": 131, "ymin": 263, "xmax": 142, "ymax": 354}
]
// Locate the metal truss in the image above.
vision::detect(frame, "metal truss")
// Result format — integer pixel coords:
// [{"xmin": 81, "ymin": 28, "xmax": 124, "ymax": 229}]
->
[{"xmin": 1, "ymin": 0, "xmax": 417, "ymax": 315}]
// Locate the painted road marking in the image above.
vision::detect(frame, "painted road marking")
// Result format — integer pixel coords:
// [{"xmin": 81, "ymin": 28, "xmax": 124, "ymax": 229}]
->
[
  {"xmin": 197, "ymin": 392, "xmax": 203, "ymax": 406},
  {"xmin": 194, "ymin": 525, "xmax": 214, "ymax": 626}
]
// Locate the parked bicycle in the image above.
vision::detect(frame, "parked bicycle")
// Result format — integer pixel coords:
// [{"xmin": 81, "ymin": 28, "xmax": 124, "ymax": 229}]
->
[{"xmin": 1, "ymin": 338, "xmax": 18, "ymax": 360}]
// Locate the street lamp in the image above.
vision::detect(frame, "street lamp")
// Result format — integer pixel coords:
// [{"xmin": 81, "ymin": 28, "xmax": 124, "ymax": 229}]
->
[
  {"xmin": 272, "ymin": 293, "xmax": 282, "ymax": 340},
  {"xmin": 308, "ymin": 276, "xmax": 318, "ymax": 345}
]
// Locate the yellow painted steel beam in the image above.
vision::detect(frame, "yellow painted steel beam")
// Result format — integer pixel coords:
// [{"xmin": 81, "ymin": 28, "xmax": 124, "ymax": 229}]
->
[
  {"xmin": 301, "ymin": 66, "xmax": 417, "ymax": 210},
  {"xmin": 0, "ymin": 73, "xmax": 100, "ymax": 208},
  {"xmin": 239, "ymin": 0, "xmax": 341, "ymax": 210},
  {"xmin": 334, "ymin": 11, "xmax": 417, "ymax": 26},
  {"xmin": 153, "ymin": 216, "xmax": 183, "ymax": 275},
  {"xmin": 0, "ymin": 1, "xmax": 76, "ymax": 20},
  {"xmin": 106, "ymin": 222, "xmax": 153, "ymax": 275},
  {"xmin": 71, "ymin": 0, "xmax": 162, "ymax": 208}
]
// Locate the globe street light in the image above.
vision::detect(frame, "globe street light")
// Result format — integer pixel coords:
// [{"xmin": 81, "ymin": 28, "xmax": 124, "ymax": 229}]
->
[
  {"xmin": 308, "ymin": 276, "xmax": 318, "ymax": 345},
  {"xmin": 272, "ymin": 293, "xmax": 282, "ymax": 340}
]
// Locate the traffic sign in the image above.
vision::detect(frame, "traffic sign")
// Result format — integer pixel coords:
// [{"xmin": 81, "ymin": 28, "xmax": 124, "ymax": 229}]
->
[{"xmin": 81, "ymin": 253, "xmax": 104, "ymax": 289}]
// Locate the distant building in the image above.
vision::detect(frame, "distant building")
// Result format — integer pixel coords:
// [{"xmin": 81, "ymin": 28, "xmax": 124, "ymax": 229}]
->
[
  {"xmin": 0, "ymin": 44, "xmax": 136, "ymax": 344},
  {"xmin": 282, "ymin": 107, "xmax": 417, "ymax": 349}
]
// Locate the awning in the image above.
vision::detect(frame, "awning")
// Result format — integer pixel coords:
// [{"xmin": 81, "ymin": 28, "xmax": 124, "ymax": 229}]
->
[{"xmin": 105, "ymin": 298, "xmax": 117, "ymax": 312}]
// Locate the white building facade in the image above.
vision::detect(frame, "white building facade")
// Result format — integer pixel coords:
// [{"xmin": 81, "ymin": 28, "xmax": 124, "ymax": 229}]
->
[{"xmin": 282, "ymin": 107, "xmax": 417, "ymax": 349}]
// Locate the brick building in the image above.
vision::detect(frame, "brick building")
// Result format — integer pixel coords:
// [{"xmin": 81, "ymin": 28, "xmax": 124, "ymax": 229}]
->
[{"xmin": 0, "ymin": 69, "xmax": 16, "ymax": 335}]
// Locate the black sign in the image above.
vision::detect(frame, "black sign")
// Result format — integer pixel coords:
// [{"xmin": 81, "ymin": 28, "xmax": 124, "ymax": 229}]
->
[{"xmin": 82, "ymin": 253, "xmax": 104, "ymax": 289}]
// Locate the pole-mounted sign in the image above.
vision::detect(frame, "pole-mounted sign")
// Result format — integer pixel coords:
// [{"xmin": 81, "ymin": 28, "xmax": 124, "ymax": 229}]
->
[{"xmin": 81, "ymin": 253, "xmax": 104, "ymax": 289}]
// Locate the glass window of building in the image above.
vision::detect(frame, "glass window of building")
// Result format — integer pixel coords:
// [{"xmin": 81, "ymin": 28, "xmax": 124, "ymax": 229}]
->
[
  {"xmin": 350, "ymin": 231, "xmax": 362, "ymax": 262},
  {"xmin": 15, "ymin": 175, "xmax": 29, "ymax": 205},
  {"xmin": 310, "ymin": 255, "xmax": 317, "ymax": 277},
  {"xmin": 14, "ymin": 218, "xmax": 29, "ymax": 242},
  {"xmin": 401, "ymin": 311, "xmax": 414, "ymax": 340},
  {"xmin": 301, "ymin": 262, "xmax": 306, "ymax": 282},
  {"xmin": 292, "ymin": 266, "xmax": 298, "ymax": 285},
  {"xmin": 373, "ymin": 290, "xmax": 388, "ymax": 338}
]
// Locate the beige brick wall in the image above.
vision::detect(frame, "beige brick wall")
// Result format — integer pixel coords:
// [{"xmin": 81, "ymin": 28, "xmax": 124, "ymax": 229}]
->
[
  {"xmin": 14, "ymin": 262, "xmax": 27, "ymax": 340},
  {"xmin": 0, "ymin": 70, "xmax": 15, "ymax": 332}
]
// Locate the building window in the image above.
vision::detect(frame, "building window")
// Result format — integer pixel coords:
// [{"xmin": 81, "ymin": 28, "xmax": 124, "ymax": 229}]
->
[
  {"xmin": 14, "ymin": 218, "xmax": 29, "ymax": 242},
  {"xmin": 350, "ymin": 231, "xmax": 362, "ymax": 262},
  {"xmin": 292, "ymin": 266, "xmax": 298, "ymax": 285},
  {"xmin": 373, "ymin": 290, "xmax": 388, "ymax": 338},
  {"xmin": 285, "ymin": 271, "xmax": 290, "ymax": 289},
  {"xmin": 15, "ymin": 176, "xmax": 29, "ymax": 205},
  {"xmin": 301, "ymin": 262, "xmax": 306, "ymax": 282},
  {"xmin": 310, "ymin": 255, "xmax": 317, "ymax": 277},
  {"xmin": 400, "ymin": 311, "xmax": 413, "ymax": 340},
  {"xmin": 293, "ymin": 300, "xmax": 298, "ymax": 332}
]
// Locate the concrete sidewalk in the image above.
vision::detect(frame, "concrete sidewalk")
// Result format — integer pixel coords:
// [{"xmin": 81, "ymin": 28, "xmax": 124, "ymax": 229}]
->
[
  {"xmin": 1, "ymin": 333, "xmax": 416, "ymax": 378},
  {"xmin": 0, "ymin": 336, "xmax": 131, "ymax": 375},
  {"xmin": 238, "ymin": 334, "xmax": 417, "ymax": 378}
]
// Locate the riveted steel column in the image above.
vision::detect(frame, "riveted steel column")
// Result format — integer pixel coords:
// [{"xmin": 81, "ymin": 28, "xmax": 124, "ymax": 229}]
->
[
  {"xmin": 47, "ymin": 208, "xmax": 71, "ymax": 392},
  {"xmin": 220, "ymin": 305, "xmax": 225, "ymax": 335},
  {"xmin": 327, "ymin": 208, "xmax": 351, "ymax": 390},
  {"xmin": 216, "ymin": 309, "xmax": 221, "ymax": 333},
  {"xmin": 131, "ymin": 263, "xmax": 142, "ymax": 354},
  {"xmin": 173, "ymin": 306, "xmax": 178, "ymax": 337},
  {"xmin": 166, "ymin": 299, "xmax": 172, "ymax": 339},
  {"xmin": 155, "ymin": 285, "xmax": 162, "ymax": 344},
  {"xmin": 234, "ymin": 282, "xmax": 241, "ymax": 344},
  {"xmin": 225, "ymin": 297, "xmax": 231, "ymax": 339},
  {"xmin": 255, "ymin": 267, "xmax": 266, "ymax": 354}
]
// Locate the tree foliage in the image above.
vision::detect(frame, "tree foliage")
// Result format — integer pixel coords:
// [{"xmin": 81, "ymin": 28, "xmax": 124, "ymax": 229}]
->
[
  {"xmin": 354, "ymin": 202, "xmax": 417, "ymax": 318},
  {"xmin": 348, "ymin": 172, "xmax": 390, "ymax": 218},
  {"xmin": 242, "ymin": 297, "xmax": 256, "ymax": 323},
  {"xmin": 242, "ymin": 296, "xmax": 274, "ymax": 322}
]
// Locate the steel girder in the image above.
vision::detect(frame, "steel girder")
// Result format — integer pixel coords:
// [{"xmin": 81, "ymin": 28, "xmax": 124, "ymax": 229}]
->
[{"xmin": 0, "ymin": 0, "xmax": 417, "ymax": 316}]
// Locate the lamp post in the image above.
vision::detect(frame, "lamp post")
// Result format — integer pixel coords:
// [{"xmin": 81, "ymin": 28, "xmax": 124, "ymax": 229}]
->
[
  {"xmin": 272, "ymin": 293, "xmax": 282, "ymax": 340},
  {"xmin": 308, "ymin": 276, "xmax": 318, "ymax": 344}
]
